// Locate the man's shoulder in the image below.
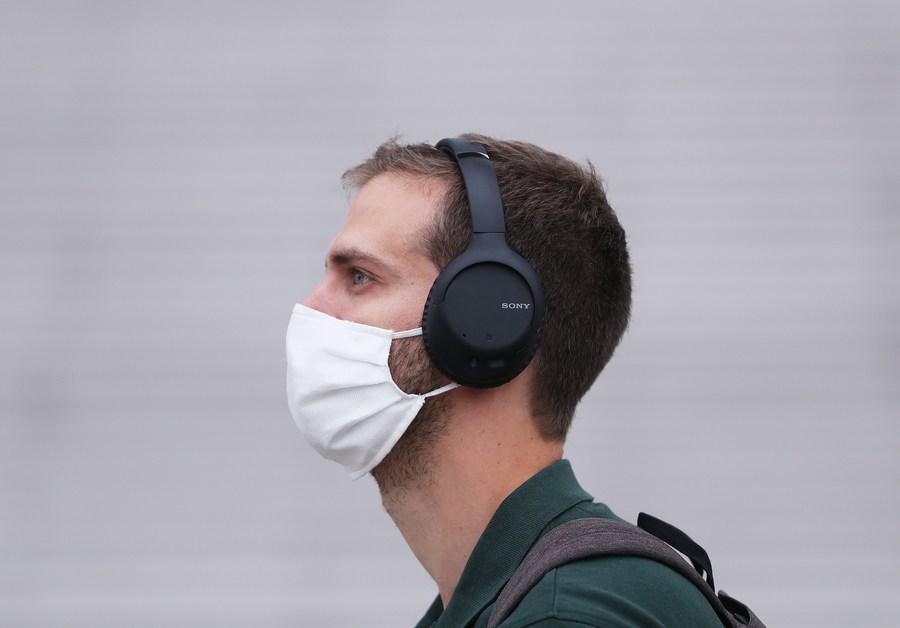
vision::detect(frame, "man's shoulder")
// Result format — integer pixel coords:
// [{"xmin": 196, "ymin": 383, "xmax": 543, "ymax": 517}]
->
[{"xmin": 496, "ymin": 554, "xmax": 723, "ymax": 628}]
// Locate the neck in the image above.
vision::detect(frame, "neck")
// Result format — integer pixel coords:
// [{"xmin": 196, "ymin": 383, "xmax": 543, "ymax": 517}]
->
[{"xmin": 378, "ymin": 389, "xmax": 563, "ymax": 608}]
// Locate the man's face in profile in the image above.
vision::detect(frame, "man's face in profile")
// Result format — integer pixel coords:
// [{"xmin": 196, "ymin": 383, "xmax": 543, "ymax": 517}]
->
[{"xmin": 301, "ymin": 172, "xmax": 454, "ymax": 489}]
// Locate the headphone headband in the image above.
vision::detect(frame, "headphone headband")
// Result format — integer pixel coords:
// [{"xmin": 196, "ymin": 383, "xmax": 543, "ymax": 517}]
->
[{"xmin": 436, "ymin": 138, "xmax": 505, "ymax": 234}]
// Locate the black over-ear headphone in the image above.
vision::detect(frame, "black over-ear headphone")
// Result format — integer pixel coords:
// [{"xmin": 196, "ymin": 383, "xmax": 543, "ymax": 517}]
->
[{"xmin": 422, "ymin": 138, "xmax": 545, "ymax": 388}]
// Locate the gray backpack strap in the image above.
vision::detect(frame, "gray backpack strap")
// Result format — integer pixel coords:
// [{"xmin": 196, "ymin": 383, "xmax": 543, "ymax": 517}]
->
[{"xmin": 486, "ymin": 517, "xmax": 765, "ymax": 628}]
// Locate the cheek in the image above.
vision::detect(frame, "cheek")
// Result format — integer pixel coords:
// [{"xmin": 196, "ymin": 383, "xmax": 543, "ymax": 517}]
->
[
  {"xmin": 394, "ymin": 280, "xmax": 435, "ymax": 328},
  {"xmin": 388, "ymin": 336, "xmax": 445, "ymax": 394}
]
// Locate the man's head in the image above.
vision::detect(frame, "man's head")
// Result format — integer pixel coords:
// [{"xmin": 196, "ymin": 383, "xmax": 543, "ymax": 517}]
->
[{"xmin": 341, "ymin": 134, "xmax": 632, "ymax": 441}]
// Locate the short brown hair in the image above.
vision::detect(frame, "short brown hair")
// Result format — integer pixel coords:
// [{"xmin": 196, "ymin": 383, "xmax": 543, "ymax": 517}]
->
[{"xmin": 343, "ymin": 134, "xmax": 631, "ymax": 440}]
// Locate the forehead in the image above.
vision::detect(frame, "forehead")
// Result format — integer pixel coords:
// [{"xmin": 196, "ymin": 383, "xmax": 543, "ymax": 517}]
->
[{"xmin": 329, "ymin": 173, "xmax": 444, "ymax": 272}]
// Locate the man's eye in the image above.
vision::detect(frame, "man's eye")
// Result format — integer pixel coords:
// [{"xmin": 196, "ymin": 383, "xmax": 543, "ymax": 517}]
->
[{"xmin": 351, "ymin": 269, "xmax": 371, "ymax": 286}]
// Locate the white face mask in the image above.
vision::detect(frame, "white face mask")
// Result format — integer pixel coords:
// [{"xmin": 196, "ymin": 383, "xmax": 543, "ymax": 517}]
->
[{"xmin": 285, "ymin": 304, "xmax": 458, "ymax": 479}]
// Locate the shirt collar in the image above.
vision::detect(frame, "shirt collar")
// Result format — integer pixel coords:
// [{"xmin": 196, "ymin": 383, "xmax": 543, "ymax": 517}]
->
[{"xmin": 423, "ymin": 459, "xmax": 593, "ymax": 628}]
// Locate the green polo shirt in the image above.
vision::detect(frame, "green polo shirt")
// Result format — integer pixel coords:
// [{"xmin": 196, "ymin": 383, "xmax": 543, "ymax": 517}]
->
[{"xmin": 415, "ymin": 460, "xmax": 722, "ymax": 628}]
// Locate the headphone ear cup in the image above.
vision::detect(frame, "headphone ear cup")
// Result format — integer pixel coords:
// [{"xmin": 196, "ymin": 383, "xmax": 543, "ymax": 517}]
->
[{"xmin": 423, "ymin": 254, "xmax": 543, "ymax": 388}]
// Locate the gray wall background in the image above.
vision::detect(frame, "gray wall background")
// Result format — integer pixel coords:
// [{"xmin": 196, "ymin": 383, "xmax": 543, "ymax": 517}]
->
[{"xmin": 1, "ymin": 2, "xmax": 898, "ymax": 627}]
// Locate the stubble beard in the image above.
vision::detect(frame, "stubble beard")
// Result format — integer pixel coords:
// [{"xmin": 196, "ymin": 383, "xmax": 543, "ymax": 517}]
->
[{"xmin": 372, "ymin": 336, "xmax": 453, "ymax": 502}]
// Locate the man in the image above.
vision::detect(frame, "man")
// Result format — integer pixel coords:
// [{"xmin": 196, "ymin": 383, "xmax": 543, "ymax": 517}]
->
[{"xmin": 286, "ymin": 134, "xmax": 723, "ymax": 627}]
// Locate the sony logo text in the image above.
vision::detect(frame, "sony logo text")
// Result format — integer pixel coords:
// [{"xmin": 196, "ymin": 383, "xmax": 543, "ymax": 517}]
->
[{"xmin": 501, "ymin": 303, "xmax": 531, "ymax": 310}]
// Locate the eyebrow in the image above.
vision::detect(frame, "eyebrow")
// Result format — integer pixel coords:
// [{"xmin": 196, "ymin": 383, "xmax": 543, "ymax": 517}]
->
[{"xmin": 327, "ymin": 246, "xmax": 398, "ymax": 276}]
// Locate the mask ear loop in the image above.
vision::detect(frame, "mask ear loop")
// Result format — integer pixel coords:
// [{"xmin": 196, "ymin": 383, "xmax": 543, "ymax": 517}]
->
[
  {"xmin": 423, "ymin": 382, "xmax": 459, "ymax": 398},
  {"xmin": 392, "ymin": 327, "xmax": 423, "ymax": 339},
  {"xmin": 390, "ymin": 327, "xmax": 459, "ymax": 397}
]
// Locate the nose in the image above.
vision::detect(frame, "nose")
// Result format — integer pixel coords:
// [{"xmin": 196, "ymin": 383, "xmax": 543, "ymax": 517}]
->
[{"xmin": 303, "ymin": 277, "xmax": 340, "ymax": 318}]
